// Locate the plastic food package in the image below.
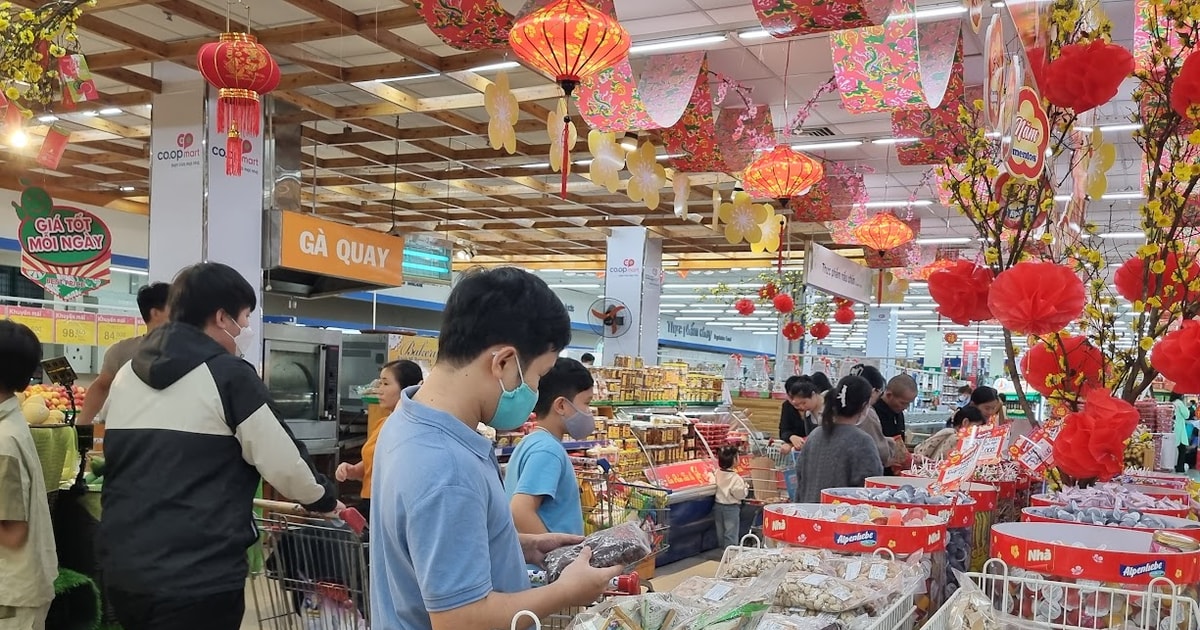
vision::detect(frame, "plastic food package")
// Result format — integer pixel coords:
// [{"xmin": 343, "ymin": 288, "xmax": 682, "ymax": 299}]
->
[
  {"xmin": 567, "ymin": 593, "xmax": 701, "ymax": 630},
  {"xmin": 717, "ymin": 547, "xmax": 830, "ymax": 579},
  {"xmin": 755, "ymin": 613, "xmax": 845, "ymax": 630},
  {"xmin": 544, "ymin": 522, "xmax": 653, "ymax": 583}
]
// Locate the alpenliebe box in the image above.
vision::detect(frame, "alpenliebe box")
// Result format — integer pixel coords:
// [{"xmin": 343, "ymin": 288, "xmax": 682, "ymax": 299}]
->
[
  {"xmin": 1124, "ymin": 470, "xmax": 1190, "ymax": 490},
  {"xmin": 1030, "ymin": 484, "xmax": 1191, "ymax": 519},
  {"xmin": 867, "ymin": 476, "xmax": 999, "ymax": 572},
  {"xmin": 1021, "ymin": 506, "xmax": 1200, "ymax": 538}
]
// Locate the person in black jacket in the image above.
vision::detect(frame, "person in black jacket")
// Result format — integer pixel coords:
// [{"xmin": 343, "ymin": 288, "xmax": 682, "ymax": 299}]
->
[
  {"xmin": 779, "ymin": 377, "xmax": 822, "ymax": 453},
  {"xmin": 98, "ymin": 262, "xmax": 340, "ymax": 630}
]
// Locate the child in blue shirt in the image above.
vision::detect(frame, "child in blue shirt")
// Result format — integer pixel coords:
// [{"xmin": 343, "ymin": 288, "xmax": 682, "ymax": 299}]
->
[{"xmin": 506, "ymin": 358, "xmax": 595, "ymax": 537}]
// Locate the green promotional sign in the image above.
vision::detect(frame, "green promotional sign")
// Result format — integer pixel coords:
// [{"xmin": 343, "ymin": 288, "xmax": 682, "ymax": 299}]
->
[{"xmin": 13, "ymin": 185, "xmax": 112, "ymax": 300}]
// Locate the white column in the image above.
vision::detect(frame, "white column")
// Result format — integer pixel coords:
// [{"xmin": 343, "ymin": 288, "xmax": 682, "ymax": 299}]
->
[
  {"xmin": 147, "ymin": 84, "xmax": 265, "ymax": 368},
  {"xmin": 866, "ymin": 307, "xmax": 898, "ymax": 377},
  {"xmin": 603, "ymin": 227, "xmax": 663, "ymax": 365},
  {"xmin": 924, "ymin": 330, "xmax": 945, "ymax": 370}
]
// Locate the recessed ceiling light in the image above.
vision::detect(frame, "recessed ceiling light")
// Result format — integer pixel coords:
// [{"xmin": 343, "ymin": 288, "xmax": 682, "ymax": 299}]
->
[
  {"xmin": 629, "ymin": 34, "xmax": 727, "ymax": 55},
  {"xmin": 863, "ymin": 200, "xmax": 933, "ymax": 208},
  {"xmin": 1098, "ymin": 123, "xmax": 1142, "ymax": 132},
  {"xmin": 98, "ymin": 107, "xmax": 123, "ymax": 115},
  {"xmin": 872, "ymin": 137, "xmax": 921, "ymax": 145},
  {"xmin": 467, "ymin": 61, "xmax": 520, "ymax": 73},
  {"xmin": 736, "ymin": 29, "xmax": 772, "ymax": 40},
  {"xmin": 914, "ymin": 237, "xmax": 971, "ymax": 245},
  {"xmin": 791, "ymin": 140, "xmax": 864, "ymax": 151},
  {"xmin": 1100, "ymin": 192, "xmax": 1145, "ymax": 200},
  {"xmin": 1097, "ymin": 231, "xmax": 1146, "ymax": 239}
]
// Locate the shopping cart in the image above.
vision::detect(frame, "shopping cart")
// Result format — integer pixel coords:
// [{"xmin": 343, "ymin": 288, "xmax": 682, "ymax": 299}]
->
[
  {"xmin": 746, "ymin": 444, "xmax": 797, "ymax": 539},
  {"xmin": 520, "ymin": 572, "xmax": 645, "ymax": 630},
  {"xmin": 250, "ymin": 499, "xmax": 369, "ymax": 630}
]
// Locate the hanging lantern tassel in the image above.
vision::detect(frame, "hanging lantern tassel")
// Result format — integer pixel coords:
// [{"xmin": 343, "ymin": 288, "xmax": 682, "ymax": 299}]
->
[
  {"xmin": 217, "ymin": 89, "xmax": 262, "ymax": 139},
  {"xmin": 226, "ymin": 122, "xmax": 242, "ymax": 177},
  {"xmin": 777, "ymin": 219, "xmax": 786, "ymax": 274},
  {"xmin": 560, "ymin": 111, "xmax": 570, "ymax": 197}
]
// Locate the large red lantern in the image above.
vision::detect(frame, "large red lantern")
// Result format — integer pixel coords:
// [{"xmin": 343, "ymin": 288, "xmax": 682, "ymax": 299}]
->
[
  {"xmin": 987, "ymin": 261, "xmax": 1086, "ymax": 335},
  {"xmin": 743, "ymin": 145, "xmax": 825, "ymax": 206},
  {"xmin": 1151, "ymin": 320, "xmax": 1200, "ymax": 393},
  {"xmin": 853, "ymin": 212, "xmax": 915, "ymax": 254},
  {"xmin": 928, "ymin": 260, "xmax": 994, "ymax": 326},
  {"xmin": 196, "ymin": 33, "xmax": 281, "ymax": 176}
]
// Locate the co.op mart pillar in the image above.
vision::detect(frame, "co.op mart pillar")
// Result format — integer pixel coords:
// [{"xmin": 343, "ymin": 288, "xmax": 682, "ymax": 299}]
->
[
  {"xmin": 146, "ymin": 84, "xmax": 265, "ymax": 367},
  {"xmin": 602, "ymin": 227, "xmax": 664, "ymax": 366}
]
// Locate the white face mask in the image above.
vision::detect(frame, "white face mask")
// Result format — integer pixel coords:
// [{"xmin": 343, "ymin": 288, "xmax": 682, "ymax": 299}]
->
[{"xmin": 224, "ymin": 319, "xmax": 258, "ymax": 358}]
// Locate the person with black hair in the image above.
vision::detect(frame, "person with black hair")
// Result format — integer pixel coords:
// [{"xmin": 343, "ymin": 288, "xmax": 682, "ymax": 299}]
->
[
  {"xmin": 968, "ymin": 386, "xmax": 1005, "ymax": 421},
  {"xmin": 98, "ymin": 262, "xmax": 338, "ymax": 630},
  {"xmin": 0, "ymin": 321, "xmax": 57, "ymax": 629},
  {"xmin": 77, "ymin": 282, "xmax": 170, "ymax": 426},
  {"xmin": 793, "ymin": 375, "xmax": 884, "ymax": 502},
  {"xmin": 371, "ymin": 267, "xmax": 620, "ymax": 630},
  {"xmin": 779, "ymin": 376, "xmax": 821, "ymax": 452},
  {"xmin": 851, "ymin": 365, "xmax": 909, "ymax": 474},
  {"xmin": 579, "ymin": 352, "xmax": 595, "ymax": 367},
  {"xmin": 915, "ymin": 406, "xmax": 986, "ymax": 462},
  {"xmin": 874, "ymin": 373, "xmax": 918, "ymax": 439},
  {"xmin": 809, "ymin": 371, "xmax": 834, "ymax": 394},
  {"xmin": 956, "ymin": 385, "xmax": 972, "ymax": 409},
  {"xmin": 713, "ymin": 445, "xmax": 748, "ymax": 548},
  {"xmin": 1172, "ymin": 391, "xmax": 1190, "ymax": 473},
  {"xmin": 336, "ymin": 359, "xmax": 424, "ymax": 521},
  {"xmin": 506, "ymin": 358, "xmax": 595, "ymax": 537}
]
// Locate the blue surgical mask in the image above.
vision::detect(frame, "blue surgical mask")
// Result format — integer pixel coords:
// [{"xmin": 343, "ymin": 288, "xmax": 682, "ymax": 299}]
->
[
  {"xmin": 563, "ymin": 401, "xmax": 596, "ymax": 440},
  {"xmin": 490, "ymin": 356, "xmax": 538, "ymax": 431}
]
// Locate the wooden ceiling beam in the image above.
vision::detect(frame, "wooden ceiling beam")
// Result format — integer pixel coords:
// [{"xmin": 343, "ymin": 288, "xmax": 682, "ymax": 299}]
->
[{"xmin": 94, "ymin": 68, "xmax": 162, "ymax": 93}]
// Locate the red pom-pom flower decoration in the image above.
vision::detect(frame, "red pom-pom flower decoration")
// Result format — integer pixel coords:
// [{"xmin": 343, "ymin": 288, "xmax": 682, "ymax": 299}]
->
[
  {"xmin": 928, "ymin": 260, "xmax": 994, "ymax": 326},
  {"xmin": 734, "ymin": 298, "xmax": 756, "ymax": 316},
  {"xmin": 810, "ymin": 321, "xmax": 831, "ymax": 340},
  {"xmin": 987, "ymin": 262, "xmax": 1086, "ymax": 335},
  {"xmin": 1172, "ymin": 53, "xmax": 1200, "ymax": 119},
  {"xmin": 773, "ymin": 293, "xmax": 795, "ymax": 314},
  {"xmin": 1151, "ymin": 320, "xmax": 1200, "ymax": 393},
  {"xmin": 1040, "ymin": 40, "xmax": 1134, "ymax": 114},
  {"xmin": 1112, "ymin": 253, "xmax": 1200, "ymax": 307},
  {"xmin": 1020, "ymin": 335, "xmax": 1105, "ymax": 398},
  {"xmin": 1052, "ymin": 390, "xmax": 1139, "ymax": 482},
  {"xmin": 834, "ymin": 305, "xmax": 856, "ymax": 325},
  {"xmin": 759, "ymin": 283, "xmax": 779, "ymax": 300},
  {"xmin": 782, "ymin": 321, "xmax": 805, "ymax": 341}
]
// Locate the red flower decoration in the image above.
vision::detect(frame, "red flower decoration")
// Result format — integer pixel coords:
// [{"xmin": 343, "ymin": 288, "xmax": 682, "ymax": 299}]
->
[
  {"xmin": 928, "ymin": 260, "xmax": 994, "ymax": 326},
  {"xmin": 987, "ymin": 262, "xmax": 1086, "ymax": 335},
  {"xmin": 1151, "ymin": 320, "xmax": 1200, "ymax": 393},
  {"xmin": 773, "ymin": 293, "xmax": 795, "ymax": 314},
  {"xmin": 810, "ymin": 321, "xmax": 831, "ymax": 340},
  {"xmin": 834, "ymin": 305, "xmax": 856, "ymax": 325},
  {"xmin": 782, "ymin": 321, "xmax": 805, "ymax": 341},
  {"xmin": 735, "ymin": 298, "xmax": 756, "ymax": 316},
  {"xmin": 759, "ymin": 283, "xmax": 779, "ymax": 300},
  {"xmin": 1052, "ymin": 390, "xmax": 1139, "ymax": 482},
  {"xmin": 1020, "ymin": 335, "xmax": 1105, "ymax": 398},
  {"xmin": 1040, "ymin": 40, "xmax": 1134, "ymax": 115},
  {"xmin": 1172, "ymin": 53, "xmax": 1200, "ymax": 119},
  {"xmin": 1113, "ymin": 253, "xmax": 1200, "ymax": 307}
]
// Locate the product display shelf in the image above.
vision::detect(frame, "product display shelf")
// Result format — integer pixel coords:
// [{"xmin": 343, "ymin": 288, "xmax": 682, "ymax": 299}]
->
[{"xmin": 1000, "ymin": 391, "xmax": 1044, "ymax": 421}]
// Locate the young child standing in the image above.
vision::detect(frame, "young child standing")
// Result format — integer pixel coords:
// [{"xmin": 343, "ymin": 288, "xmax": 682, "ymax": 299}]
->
[
  {"xmin": 0, "ymin": 321, "xmax": 58, "ymax": 629},
  {"xmin": 713, "ymin": 445, "xmax": 748, "ymax": 549}
]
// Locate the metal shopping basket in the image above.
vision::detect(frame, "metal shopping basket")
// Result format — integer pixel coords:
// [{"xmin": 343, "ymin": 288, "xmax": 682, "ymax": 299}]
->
[
  {"xmin": 250, "ymin": 499, "xmax": 369, "ymax": 630},
  {"xmin": 924, "ymin": 559, "xmax": 1200, "ymax": 629}
]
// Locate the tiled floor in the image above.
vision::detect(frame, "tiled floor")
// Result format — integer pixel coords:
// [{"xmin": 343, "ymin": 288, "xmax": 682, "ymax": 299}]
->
[{"xmin": 238, "ymin": 551, "xmax": 724, "ymax": 629}]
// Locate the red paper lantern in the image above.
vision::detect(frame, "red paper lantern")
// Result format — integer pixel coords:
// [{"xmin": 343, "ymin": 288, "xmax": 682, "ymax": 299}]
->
[
  {"xmin": 1172, "ymin": 53, "xmax": 1200, "ymax": 119},
  {"xmin": 987, "ymin": 262, "xmax": 1086, "ymax": 335},
  {"xmin": 782, "ymin": 321, "xmax": 805, "ymax": 341},
  {"xmin": 853, "ymin": 212, "xmax": 915, "ymax": 254},
  {"xmin": 196, "ymin": 32, "xmax": 281, "ymax": 176},
  {"xmin": 1113, "ymin": 253, "xmax": 1200, "ymax": 307},
  {"xmin": 1052, "ymin": 390, "xmax": 1139, "ymax": 482},
  {"xmin": 1020, "ymin": 335, "xmax": 1105, "ymax": 398},
  {"xmin": 759, "ymin": 283, "xmax": 779, "ymax": 300},
  {"xmin": 1040, "ymin": 40, "xmax": 1134, "ymax": 114},
  {"xmin": 928, "ymin": 260, "xmax": 994, "ymax": 327},
  {"xmin": 810, "ymin": 321, "xmax": 831, "ymax": 340},
  {"xmin": 944, "ymin": 332, "xmax": 958, "ymax": 344},
  {"xmin": 743, "ymin": 145, "xmax": 825, "ymax": 205},
  {"xmin": 772, "ymin": 293, "xmax": 795, "ymax": 314},
  {"xmin": 734, "ymin": 298, "xmax": 756, "ymax": 316},
  {"xmin": 509, "ymin": 0, "xmax": 630, "ymax": 92},
  {"xmin": 834, "ymin": 305, "xmax": 855, "ymax": 325},
  {"xmin": 1151, "ymin": 320, "xmax": 1200, "ymax": 393}
]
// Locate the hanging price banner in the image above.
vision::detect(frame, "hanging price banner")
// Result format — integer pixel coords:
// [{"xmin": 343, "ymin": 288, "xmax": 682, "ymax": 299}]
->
[
  {"xmin": 54, "ymin": 311, "xmax": 96, "ymax": 345},
  {"xmin": 7, "ymin": 307, "xmax": 55, "ymax": 342},
  {"xmin": 646, "ymin": 459, "xmax": 715, "ymax": 491},
  {"xmin": 96, "ymin": 314, "xmax": 138, "ymax": 346}
]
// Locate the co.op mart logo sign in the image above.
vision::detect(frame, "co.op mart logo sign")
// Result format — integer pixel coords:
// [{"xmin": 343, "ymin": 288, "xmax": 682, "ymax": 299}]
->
[
  {"xmin": 154, "ymin": 133, "xmax": 202, "ymax": 167},
  {"xmin": 211, "ymin": 138, "xmax": 261, "ymax": 173},
  {"xmin": 608, "ymin": 258, "xmax": 639, "ymax": 276}
]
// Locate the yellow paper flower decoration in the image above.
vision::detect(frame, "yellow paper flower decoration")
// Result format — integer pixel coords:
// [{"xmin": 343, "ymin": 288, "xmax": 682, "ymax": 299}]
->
[
  {"xmin": 588, "ymin": 130, "xmax": 625, "ymax": 193},
  {"xmin": 548, "ymin": 99, "xmax": 578, "ymax": 173},
  {"xmin": 751, "ymin": 213, "xmax": 788, "ymax": 253},
  {"xmin": 672, "ymin": 172, "xmax": 691, "ymax": 219},
  {"xmin": 626, "ymin": 141, "xmax": 667, "ymax": 210},
  {"xmin": 718, "ymin": 191, "xmax": 771, "ymax": 245},
  {"xmin": 485, "ymin": 71, "xmax": 519, "ymax": 154},
  {"xmin": 1086, "ymin": 128, "xmax": 1116, "ymax": 200}
]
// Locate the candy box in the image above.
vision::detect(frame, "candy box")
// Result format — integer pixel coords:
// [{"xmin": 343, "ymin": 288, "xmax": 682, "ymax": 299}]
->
[{"xmin": 868, "ymin": 476, "xmax": 1000, "ymax": 572}]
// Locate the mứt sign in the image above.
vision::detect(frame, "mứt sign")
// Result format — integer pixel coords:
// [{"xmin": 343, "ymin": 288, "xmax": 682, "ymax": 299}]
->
[{"xmin": 13, "ymin": 184, "xmax": 111, "ymax": 300}]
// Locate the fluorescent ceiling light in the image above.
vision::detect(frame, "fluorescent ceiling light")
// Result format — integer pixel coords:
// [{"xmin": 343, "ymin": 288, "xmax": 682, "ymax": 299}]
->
[
  {"xmin": 98, "ymin": 107, "xmax": 122, "ymax": 115},
  {"xmin": 752, "ymin": 331, "xmax": 778, "ymax": 335},
  {"xmin": 374, "ymin": 72, "xmax": 441, "ymax": 82},
  {"xmin": 1099, "ymin": 123, "xmax": 1142, "ymax": 132},
  {"xmin": 1074, "ymin": 126, "xmax": 1093, "ymax": 133},
  {"xmin": 1097, "ymin": 231, "xmax": 1146, "ymax": 239},
  {"xmin": 521, "ymin": 162, "xmax": 551, "ymax": 169},
  {"xmin": 118, "ymin": 186, "xmax": 135, "ymax": 192},
  {"xmin": 877, "ymin": 302, "xmax": 906, "ymax": 307},
  {"xmin": 620, "ymin": 141, "xmax": 638, "ymax": 151},
  {"xmin": 863, "ymin": 200, "xmax": 933, "ymax": 208},
  {"xmin": 791, "ymin": 140, "xmax": 864, "ymax": 151},
  {"xmin": 37, "ymin": 115, "xmax": 58, "ymax": 123},
  {"xmin": 991, "ymin": 1, "xmax": 1004, "ymax": 6},
  {"xmin": 113, "ymin": 266, "xmax": 149, "ymax": 276},
  {"xmin": 891, "ymin": 5, "xmax": 967, "ymax": 19},
  {"xmin": 915, "ymin": 236, "xmax": 971, "ymax": 245},
  {"xmin": 630, "ymin": 34, "xmax": 727, "ymax": 55},
  {"xmin": 872, "ymin": 137, "xmax": 920, "ymax": 145},
  {"xmin": 1101, "ymin": 192, "xmax": 1145, "ymax": 200},
  {"xmin": 675, "ymin": 317, "xmax": 715, "ymax": 322},
  {"xmin": 468, "ymin": 61, "xmax": 520, "ymax": 72},
  {"xmin": 737, "ymin": 29, "xmax": 772, "ymax": 40}
]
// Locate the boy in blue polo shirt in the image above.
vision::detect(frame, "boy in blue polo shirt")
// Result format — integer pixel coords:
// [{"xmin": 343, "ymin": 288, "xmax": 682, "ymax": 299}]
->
[
  {"xmin": 370, "ymin": 268, "xmax": 622, "ymax": 630},
  {"xmin": 506, "ymin": 358, "xmax": 595, "ymax": 537}
]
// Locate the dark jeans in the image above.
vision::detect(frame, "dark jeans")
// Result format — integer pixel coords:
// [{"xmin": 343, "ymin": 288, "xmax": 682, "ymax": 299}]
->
[
  {"xmin": 1178, "ymin": 444, "xmax": 1189, "ymax": 473},
  {"xmin": 108, "ymin": 588, "xmax": 244, "ymax": 630},
  {"xmin": 713, "ymin": 503, "xmax": 741, "ymax": 549}
]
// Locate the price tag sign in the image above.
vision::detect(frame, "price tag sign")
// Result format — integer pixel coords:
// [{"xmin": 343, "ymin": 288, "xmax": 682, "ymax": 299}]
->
[
  {"xmin": 7, "ymin": 307, "xmax": 55, "ymax": 342},
  {"xmin": 54, "ymin": 311, "xmax": 97, "ymax": 345},
  {"xmin": 1011, "ymin": 417, "xmax": 1064, "ymax": 474},
  {"xmin": 974, "ymin": 426, "xmax": 1011, "ymax": 466},
  {"xmin": 97, "ymin": 314, "xmax": 138, "ymax": 346},
  {"xmin": 932, "ymin": 444, "xmax": 982, "ymax": 494}
]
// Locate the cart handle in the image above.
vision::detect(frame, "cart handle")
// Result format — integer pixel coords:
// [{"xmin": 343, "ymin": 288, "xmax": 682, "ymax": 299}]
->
[
  {"xmin": 511, "ymin": 610, "xmax": 540, "ymax": 630},
  {"xmin": 252, "ymin": 499, "xmax": 367, "ymax": 535}
]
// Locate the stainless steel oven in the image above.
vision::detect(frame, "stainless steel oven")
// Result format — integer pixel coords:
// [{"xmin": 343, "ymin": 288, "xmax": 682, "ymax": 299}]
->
[{"xmin": 262, "ymin": 323, "xmax": 342, "ymax": 456}]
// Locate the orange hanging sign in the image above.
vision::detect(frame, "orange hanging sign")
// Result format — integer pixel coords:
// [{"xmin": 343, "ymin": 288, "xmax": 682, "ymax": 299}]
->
[{"xmin": 278, "ymin": 212, "xmax": 404, "ymax": 287}]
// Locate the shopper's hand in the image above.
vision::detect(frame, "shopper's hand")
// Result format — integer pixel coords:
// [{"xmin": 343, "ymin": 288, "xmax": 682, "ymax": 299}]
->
[
  {"xmin": 319, "ymin": 500, "xmax": 347, "ymax": 519},
  {"xmin": 520, "ymin": 532, "xmax": 583, "ymax": 568},
  {"xmin": 556, "ymin": 547, "xmax": 625, "ymax": 606},
  {"xmin": 779, "ymin": 443, "xmax": 792, "ymax": 455},
  {"xmin": 335, "ymin": 462, "xmax": 352, "ymax": 482}
]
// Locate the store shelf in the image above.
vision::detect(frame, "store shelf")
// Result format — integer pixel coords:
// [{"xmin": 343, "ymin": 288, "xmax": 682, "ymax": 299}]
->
[
  {"xmin": 494, "ymin": 439, "xmax": 606, "ymax": 457},
  {"xmin": 592, "ymin": 400, "xmax": 722, "ymax": 408}
]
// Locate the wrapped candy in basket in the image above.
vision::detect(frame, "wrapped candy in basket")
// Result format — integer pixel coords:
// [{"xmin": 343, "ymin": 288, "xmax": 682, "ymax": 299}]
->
[{"xmin": 867, "ymin": 476, "xmax": 999, "ymax": 573}]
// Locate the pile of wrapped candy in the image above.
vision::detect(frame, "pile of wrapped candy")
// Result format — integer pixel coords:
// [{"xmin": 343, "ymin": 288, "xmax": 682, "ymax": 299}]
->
[{"xmin": 1033, "ymin": 483, "xmax": 1189, "ymax": 516}]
